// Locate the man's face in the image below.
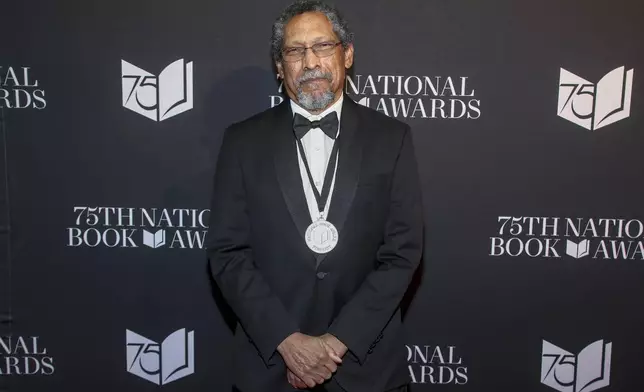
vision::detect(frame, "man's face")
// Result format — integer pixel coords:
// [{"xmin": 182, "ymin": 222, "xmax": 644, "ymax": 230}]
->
[{"xmin": 276, "ymin": 11, "xmax": 354, "ymax": 112}]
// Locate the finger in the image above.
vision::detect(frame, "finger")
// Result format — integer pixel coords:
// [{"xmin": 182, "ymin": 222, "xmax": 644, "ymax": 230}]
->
[
  {"xmin": 324, "ymin": 360, "xmax": 338, "ymax": 373},
  {"xmin": 312, "ymin": 354, "xmax": 335, "ymax": 376},
  {"xmin": 289, "ymin": 371, "xmax": 307, "ymax": 389},
  {"xmin": 321, "ymin": 340, "xmax": 343, "ymax": 364},
  {"xmin": 313, "ymin": 367, "xmax": 332, "ymax": 382},
  {"xmin": 303, "ymin": 376, "xmax": 317, "ymax": 388},
  {"xmin": 324, "ymin": 347, "xmax": 342, "ymax": 364},
  {"xmin": 321, "ymin": 351, "xmax": 341, "ymax": 369},
  {"xmin": 329, "ymin": 351, "xmax": 343, "ymax": 364},
  {"xmin": 296, "ymin": 378, "xmax": 308, "ymax": 389},
  {"xmin": 307, "ymin": 367, "xmax": 327, "ymax": 385}
]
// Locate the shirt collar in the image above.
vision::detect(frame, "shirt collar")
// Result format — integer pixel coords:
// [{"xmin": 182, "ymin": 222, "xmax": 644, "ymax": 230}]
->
[{"xmin": 290, "ymin": 94, "xmax": 344, "ymax": 125}]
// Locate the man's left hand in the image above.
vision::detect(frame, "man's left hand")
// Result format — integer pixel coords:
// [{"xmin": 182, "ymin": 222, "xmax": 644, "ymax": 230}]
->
[
  {"xmin": 320, "ymin": 333, "xmax": 348, "ymax": 359},
  {"xmin": 285, "ymin": 334, "xmax": 348, "ymax": 389}
]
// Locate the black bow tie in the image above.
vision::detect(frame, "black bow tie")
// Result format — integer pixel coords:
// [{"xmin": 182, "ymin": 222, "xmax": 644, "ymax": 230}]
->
[{"xmin": 293, "ymin": 112, "xmax": 339, "ymax": 140}]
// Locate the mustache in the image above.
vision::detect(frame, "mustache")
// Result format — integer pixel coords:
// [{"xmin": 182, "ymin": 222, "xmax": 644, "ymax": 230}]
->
[{"xmin": 296, "ymin": 69, "xmax": 333, "ymax": 85}]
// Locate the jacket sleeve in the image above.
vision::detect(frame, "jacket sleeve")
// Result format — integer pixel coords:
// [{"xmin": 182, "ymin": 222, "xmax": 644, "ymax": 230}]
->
[
  {"xmin": 327, "ymin": 125, "xmax": 424, "ymax": 365},
  {"xmin": 206, "ymin": 126, "xmax": 299, "ymax": 366}
]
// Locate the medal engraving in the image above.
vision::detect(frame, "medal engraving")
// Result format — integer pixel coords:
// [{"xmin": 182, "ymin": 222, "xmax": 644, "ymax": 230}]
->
[{"xmin": 305, "ymin": 220, "xmax": 339, "ymax": 254}]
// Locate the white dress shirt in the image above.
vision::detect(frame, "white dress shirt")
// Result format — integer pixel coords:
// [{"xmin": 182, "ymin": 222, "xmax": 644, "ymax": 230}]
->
[{"xmin": 290, "ymin": 95, "xmax": 343, "ymax": 223}]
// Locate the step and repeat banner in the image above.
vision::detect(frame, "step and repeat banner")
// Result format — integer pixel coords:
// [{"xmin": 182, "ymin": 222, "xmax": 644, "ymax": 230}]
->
[{"xmin": 2, "ymin": 0, "xmax": 643, "ymax": 391}]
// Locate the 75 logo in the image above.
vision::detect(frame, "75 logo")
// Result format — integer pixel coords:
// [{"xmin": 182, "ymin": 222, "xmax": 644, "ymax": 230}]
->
[{"xmin": 557, "ymin": 66, "xmax": 633, "ymax": 131}]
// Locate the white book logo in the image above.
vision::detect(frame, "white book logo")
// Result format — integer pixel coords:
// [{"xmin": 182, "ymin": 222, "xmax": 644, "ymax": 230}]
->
[
  {"xmin": 558, "ymin": 66, "xmax": 633, "ymax": 130},
  {"xmin": 142, "ymin": 229, "xmax": 166, "ymax": 248},
  {"xmin": 541, "ymin": 340, "xmax": 612, "ymax": 392},
  {"xmin": 126, "ymin": 328, "xmax": 195, "ymax": 385},
  {"xmin": 566, "ymin": 239, "xmax": 590, "ymax": 258},
  {"xmin": 122, "ymin": 59, "xmax": 194, "ymax": 121}
]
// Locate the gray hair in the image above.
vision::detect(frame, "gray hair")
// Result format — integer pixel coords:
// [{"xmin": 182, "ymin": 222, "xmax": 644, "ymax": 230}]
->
[{"xmin": 271, "ymin": 0, "xmax": 354, "ymax": 63}]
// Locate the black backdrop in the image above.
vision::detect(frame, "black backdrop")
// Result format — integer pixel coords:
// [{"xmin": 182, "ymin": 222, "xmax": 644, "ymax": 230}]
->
[{"xmin": 2, "ymin": 0, "xmax": 643, "ymax": 391}]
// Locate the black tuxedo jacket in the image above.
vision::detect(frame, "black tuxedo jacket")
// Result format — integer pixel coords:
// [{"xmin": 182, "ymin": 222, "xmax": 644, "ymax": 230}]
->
[{"xmin": 206, "ymin": 97, "xmax": 424, "ymax": 392}]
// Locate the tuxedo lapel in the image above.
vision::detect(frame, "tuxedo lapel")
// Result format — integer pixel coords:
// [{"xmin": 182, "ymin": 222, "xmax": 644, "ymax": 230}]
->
[
  {"xmin": 316, "ymin": 98, "xmax": 363, "ymax": 267},
  {"xmin": 273, "ymin": 102, "xmax": 315, "ymax": 260}
]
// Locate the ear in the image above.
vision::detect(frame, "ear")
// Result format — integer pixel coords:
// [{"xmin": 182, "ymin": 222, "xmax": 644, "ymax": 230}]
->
[
  {"xmin": 343, "ymin": 44, "xmax": 354, "ymax": 69},
  {"xmin": 275, "ymin": 61, "xmax": 284, "ymax": 79}
]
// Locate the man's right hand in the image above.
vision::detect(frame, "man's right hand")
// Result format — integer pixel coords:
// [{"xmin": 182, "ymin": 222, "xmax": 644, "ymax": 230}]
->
[{"xmin": 277, "ymin": 332, "xmax": 343, "ymax": 388}]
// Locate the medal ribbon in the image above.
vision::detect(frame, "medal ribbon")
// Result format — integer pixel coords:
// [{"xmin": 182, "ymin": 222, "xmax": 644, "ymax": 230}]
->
[{"xmin": 294, "ymin": 128, "xmax": 340, "ymax": 219}]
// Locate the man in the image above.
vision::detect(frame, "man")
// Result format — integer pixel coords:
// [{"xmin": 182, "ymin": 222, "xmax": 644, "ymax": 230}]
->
[{"xmin": 206, "ymin": 1, "xmax": 423, "ymax": 391}]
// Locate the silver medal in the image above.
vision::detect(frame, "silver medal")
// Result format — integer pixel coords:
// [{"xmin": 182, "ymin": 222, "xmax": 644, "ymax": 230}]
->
[{"xmin": 305, "ymin": 219, "xmax": 339, "ymax": 254}]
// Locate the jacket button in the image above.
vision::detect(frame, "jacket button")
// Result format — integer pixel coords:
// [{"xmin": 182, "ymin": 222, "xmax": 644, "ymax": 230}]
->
[{"xmin": 316, "ymin": 271, "xmax": 328, "ymax": 279}]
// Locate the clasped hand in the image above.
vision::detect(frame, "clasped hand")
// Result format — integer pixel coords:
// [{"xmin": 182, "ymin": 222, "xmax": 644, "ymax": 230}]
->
[{"xmin": 277, "ymin": 332, "xmax": 347, "ymax": 389}]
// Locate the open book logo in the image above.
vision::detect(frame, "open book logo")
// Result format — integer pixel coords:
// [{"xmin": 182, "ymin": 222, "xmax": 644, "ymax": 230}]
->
[
  {"xmin": 121, "ymin": 59, "xmax": 193, "ymax": 121},
  {"xmin": 566, "ymin": 239, "xmax": 590, "ymax": 258},
  {"xmin": 142, "ymin": 229, "xmax": 166, "ymax": 248},
  {"xmin": 541, "ymin": 339, "xmax": 611, "ymax": 392},
  {"xmin": 558, "ymin": 66, "xmax": 633, "ymax": 130},
  {"xmin": 126, "ymin": 328, "xmax": 195, "ymax": 385}
]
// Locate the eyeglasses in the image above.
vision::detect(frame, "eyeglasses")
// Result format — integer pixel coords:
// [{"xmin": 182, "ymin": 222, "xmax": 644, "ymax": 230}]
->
[{"xmin": 281, "ymin": 42, "xmax": 342, "ymax": 62}]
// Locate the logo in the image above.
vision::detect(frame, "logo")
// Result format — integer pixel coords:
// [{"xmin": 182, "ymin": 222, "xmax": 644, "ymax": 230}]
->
[
  {"xmin": 567, "ymin": 239, "xmax": 590, "ymax": 258},
  {"xmin": 558, "ymin": 66, "xmax": 633, "ymax": 130},
  {"xmin": 0, "ymin": 336, "xmax": 54, "ymax": 375},
  {"xmin": 122, "ymin": 59, "xmax": 193, "ymax": 121},
  {"xmin": 67, "ymin": 207, "xmax": 209, "ymax": 249},
  {"xmin": 269, "ymin": 74, "xmax": 481, "ymax": 120},
  {"xmin": 406, "ymin": 345, "xmax": 468, "ymax": 385},
  {"xmin": 0, "ymin": 66, "xmax": 46, "ymax": 109},
  {"xmin": 490, "ymin": 216, "xmax": 644, "ymax": 260},
  {"xmin": 126, "ymin": 328, "xmax": 194, "ymax": 385},
  {"xmin": 541, "ymin": 339, "xmax": 611, "ymax": 392},
  {"xmin": 142, "ymin": 229, "xmax": 166, "ymax": 249}
]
